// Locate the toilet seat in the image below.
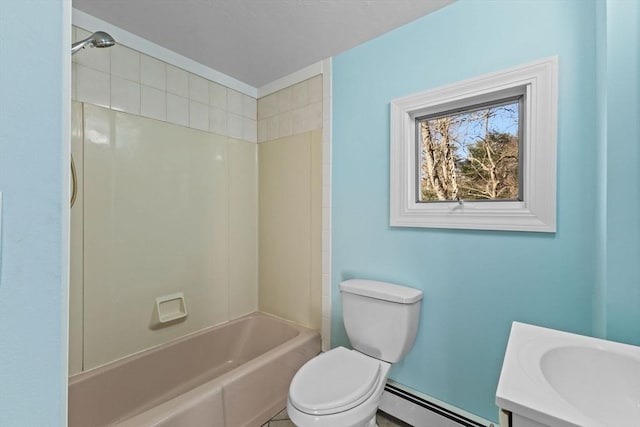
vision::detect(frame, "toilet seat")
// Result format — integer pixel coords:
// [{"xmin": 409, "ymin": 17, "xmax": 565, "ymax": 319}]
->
[{"xmin": 289, "ymin": 347, "xmax": 381, "ymax": 416}]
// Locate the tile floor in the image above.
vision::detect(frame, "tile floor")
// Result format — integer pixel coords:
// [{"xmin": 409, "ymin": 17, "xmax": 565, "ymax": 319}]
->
[{"xmin": 262, "ymin": 407, "xmax": 412, "ymax": 427}]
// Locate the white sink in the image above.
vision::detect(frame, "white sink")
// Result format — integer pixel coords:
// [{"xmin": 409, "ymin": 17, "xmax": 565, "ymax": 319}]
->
[{"xmin": 496, "ymin": 322, "xmax": 640, "ymax": 427}]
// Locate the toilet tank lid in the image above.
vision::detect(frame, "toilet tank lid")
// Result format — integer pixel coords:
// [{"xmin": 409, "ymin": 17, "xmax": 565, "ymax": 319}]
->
[{"xmin": 340, "ymin": 279, "xmax": 423, "ymax": 304}]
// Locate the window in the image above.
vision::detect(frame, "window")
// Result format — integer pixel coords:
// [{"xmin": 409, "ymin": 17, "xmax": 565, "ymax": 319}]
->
[
  {"xmin": 390, "ymin": 57, "xmax": 557, "ymax": 232},
  {"xmin": 417, "ymin": 97, "xmax": 522, "ymax": 203}
]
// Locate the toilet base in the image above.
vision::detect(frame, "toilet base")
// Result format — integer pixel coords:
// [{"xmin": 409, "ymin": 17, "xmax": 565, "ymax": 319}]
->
[{"xmin": 287, "ymin": 399, "xmax": 380, "ymax": 427}]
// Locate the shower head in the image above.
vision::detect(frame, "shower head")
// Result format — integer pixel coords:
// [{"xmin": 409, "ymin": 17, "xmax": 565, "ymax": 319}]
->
[{"xmin": 71, "ymin": 31, "xmax": 115, "ymax": 55}]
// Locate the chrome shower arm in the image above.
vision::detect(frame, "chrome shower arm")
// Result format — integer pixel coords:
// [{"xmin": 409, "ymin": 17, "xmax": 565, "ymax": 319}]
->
[{"xmin": 71, "ymin": 38, "xmax": 92, "ymax": 55}]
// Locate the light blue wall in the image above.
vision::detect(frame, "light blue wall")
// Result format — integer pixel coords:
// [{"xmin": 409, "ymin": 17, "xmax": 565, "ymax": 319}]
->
[
  {"xmin": 0, "ymin": 1, "xmax": 69, "ymax": 425},
  {"xmin": 605, "ymin": 0, "xmax": 640, "ymax": 345},
  {"xmin": 592, "ymin": 0, "xmax": 608, "ymax": 340},
  {"xmin": 332, "ymin": 0, "xmax": 599, "ymax": 421}
]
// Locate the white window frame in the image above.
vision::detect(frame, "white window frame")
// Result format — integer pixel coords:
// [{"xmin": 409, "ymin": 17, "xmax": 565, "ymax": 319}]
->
[{"xmin": 390, "ymin": 56, "xmax": 558, "ymax": 232}]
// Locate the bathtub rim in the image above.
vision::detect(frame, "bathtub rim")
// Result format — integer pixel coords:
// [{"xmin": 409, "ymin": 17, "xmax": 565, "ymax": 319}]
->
[{"xmin": 69, "ymin": 311, "xmax": 318, "ymax": 384}]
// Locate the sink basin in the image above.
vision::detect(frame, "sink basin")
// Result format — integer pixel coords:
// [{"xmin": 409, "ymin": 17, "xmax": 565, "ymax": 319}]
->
[
  {"xmin": 541, "ymin": 346, "xmax": 640, "ymax": 426},
  {"xmin": 496, "ymin": 322, "xmax": 640, "ymax": 427}
]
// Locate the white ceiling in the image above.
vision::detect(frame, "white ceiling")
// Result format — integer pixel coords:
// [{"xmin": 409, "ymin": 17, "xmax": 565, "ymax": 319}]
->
[{"xmin": 72, "ymin": 0, "xmax": 454, "ymax": 88}]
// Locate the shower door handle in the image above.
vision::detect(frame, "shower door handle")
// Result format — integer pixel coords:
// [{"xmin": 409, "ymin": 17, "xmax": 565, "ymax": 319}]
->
[{"xmin": 70, "ymin": 154, "xmax": 78, "ymax": 208}]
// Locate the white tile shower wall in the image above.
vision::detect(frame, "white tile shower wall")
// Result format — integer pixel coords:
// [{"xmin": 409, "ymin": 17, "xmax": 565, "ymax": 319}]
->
[
  {"xmin": 140, "ymin": 85, "xmax": 166, "ymax": 121},
  {"xmin": 166, "ymin": 64, "xmax": 189, "ymax": 97},
  {"xmin": 257, "ymin": 75, "xmax": 323, "ymax": 143},
  {"xmin": 75, "ymin": 65, "xmax": 110, "ymax": 108},
  {"xmin": 111, "ymin": 76, "xmax": 140, "ymax": 115},
  {"xmin": 72, "ymin": 25, "xmax": 257, "ymax": 142},
  {"xmin": 110, "ymin": 44, "xmax": 140, "ymax": 82},
  {"xmin": 140, "ymin": 55, "xmax": 166, "ymax": 90}
]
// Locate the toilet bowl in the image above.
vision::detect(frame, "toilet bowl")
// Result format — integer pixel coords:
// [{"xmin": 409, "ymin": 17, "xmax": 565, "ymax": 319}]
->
[
  {"xmin": 287, "ymin": 279, "xmax": 423, "ymax": 427},
  {"xmin": 287, "ymin": 347, "xmax": 390, "ymax": 427}
]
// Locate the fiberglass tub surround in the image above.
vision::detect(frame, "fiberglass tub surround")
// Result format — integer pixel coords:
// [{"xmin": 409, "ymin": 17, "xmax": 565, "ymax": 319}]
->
[
  {"xmin": 69, "ymin": 313, "xmax": 320, "ymax": 427},
  {"xmin": 70, "ymin": 101, "xmax": 260, "ymax": 373},
  {"xmin": 496, "ymin": 322, "xmax": 640, "ymax": 427}
]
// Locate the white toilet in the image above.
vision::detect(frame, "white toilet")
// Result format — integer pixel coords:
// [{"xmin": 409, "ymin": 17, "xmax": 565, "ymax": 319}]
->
[{"xmin": 287, "ymin": 279, "xmax": 423, "ymax": 427}]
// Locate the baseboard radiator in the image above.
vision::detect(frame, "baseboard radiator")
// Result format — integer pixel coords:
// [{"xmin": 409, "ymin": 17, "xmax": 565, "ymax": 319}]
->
[{"xmin": 379, "ymin": 383, "xmax": 498, "ymax": 427}]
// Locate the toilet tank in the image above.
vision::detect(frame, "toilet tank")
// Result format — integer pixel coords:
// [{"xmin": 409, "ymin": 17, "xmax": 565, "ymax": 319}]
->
[{"xmin": 340, "ymin": 279, "xmax": 423, "ymax": 363}]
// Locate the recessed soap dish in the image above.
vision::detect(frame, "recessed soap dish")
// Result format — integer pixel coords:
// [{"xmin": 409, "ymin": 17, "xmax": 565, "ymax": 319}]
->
[{"xmin": 155, "ymin": 292, "xmax": 188, "ymax": 323}]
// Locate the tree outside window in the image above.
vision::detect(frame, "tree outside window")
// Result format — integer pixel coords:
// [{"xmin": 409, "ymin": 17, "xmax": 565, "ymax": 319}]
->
[{"xmin": 417, "ymin": 99, "xmax": 521, "ymax": 203}]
